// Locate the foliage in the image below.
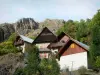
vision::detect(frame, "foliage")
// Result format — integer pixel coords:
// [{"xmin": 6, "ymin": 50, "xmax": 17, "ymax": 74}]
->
[
  {"xmin": 7, "ymin": 33, "xmax": 16, "ymax": 42},
  {"xmin": 78, "ymin": 66, "xmax": 87, "ymax": 75},
  {"xmin": 24, "ymin": 46, "xmax": 40, "ymax": 75},
  {"xmin": 0, "ymin": 33, "xmax": 19, "ymax": 55},
  {"xmin": 90, "ymin": 10, "xmax": 100, "ymax": 66},
  {"xmin": 95, "ymin": 56, "xmax": 100, "ymax": 68},
  {"xmin": 57, "ymin": 20, "xmax": 77, "ymax": 38},
  {"xmin": 76, "ymin": 19, "xmax": 91, "ymax": 44},
  {"xmin": 40, "ymin": 58, "xmax": 60, "ymax": 75},
  {"xmin": 29, "ymin": 36, "xmax": 36, "ymax": 40},
  {"xmin": 13, "ymin": 68, "xmax": 25, "ymax": 75},
  {"xmin": 56, "ymin": 19, "xmax": 91, "ymax": 45},
  {"xmin": 90, "ymin": 9, "xmax": 100, "ymax": 27}
]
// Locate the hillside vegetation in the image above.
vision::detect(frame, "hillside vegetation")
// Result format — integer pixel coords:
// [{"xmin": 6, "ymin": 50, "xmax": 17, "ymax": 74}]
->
[{"xmin": 0, "ymin": 33, "xmax": 19, "ymax": 55}]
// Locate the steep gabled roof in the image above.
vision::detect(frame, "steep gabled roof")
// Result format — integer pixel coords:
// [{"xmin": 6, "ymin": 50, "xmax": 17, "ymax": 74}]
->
[
  {"xmin": 20, "ymin": 35, "xmax": 34, "ymax": 44},
  {"xmin": 57, "ymin": 35, "xmax": 89, "ymax": 57},
  {"xmin": 33, "ymin": 27, "xmax": 57, "ymax": 44},
  {"xmin": 48, "ymin": 32, "xmax": 70, "ymax": 49},
  {"xmin": 70, "ymin": 38, "xmax": 89, "ymax": 50},
  {"xmin": 14, "ymin": 34, "xmax": 34, "ymax": 46},
  {"xmin": 48, "ymin": 32, "xmax": 89, "ymax": 50},
  {"xmin": 57, "ymin": 32, "xmax": 66, "ymax": 41}
]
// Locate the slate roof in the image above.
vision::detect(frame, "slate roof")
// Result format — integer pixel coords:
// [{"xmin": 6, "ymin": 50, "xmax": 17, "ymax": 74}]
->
[
  {"xmin": 48, "ymin": 32, "xmax": 89, "ymax": 50},
  {"xmin": 71, "ymin": 38, "xmax": 89, "ymax": 50},
  {"xmin": 20, "ymin": 35, "xmax": 34, "ymax": 44}
]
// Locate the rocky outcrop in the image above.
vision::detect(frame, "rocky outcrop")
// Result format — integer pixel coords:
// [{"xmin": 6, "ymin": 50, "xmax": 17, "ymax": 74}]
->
[
  {"xmin": 0, "ymin": 23, "xmax": 15, "ymax": 42},
  {"xmin": 26, "ymin": 19, "xmax": 65, "ymax": 37},
  {"xmin": 0, "ymin": 28, "xmax": 4, "ymax": 42},
  {"xmin": 39, "ymin": 19, "xmax": 65, "ymax": 33},
  {"xmin": 0, "ymin": 53, "xmax": 24, "ymax": 75},
  {"xmin": 0, "ymin": 18, "xmax": 65, "ymax": 42},
  {"xmin": 15, "ymin": 18, "xmax": 39, "ymax": 35}
]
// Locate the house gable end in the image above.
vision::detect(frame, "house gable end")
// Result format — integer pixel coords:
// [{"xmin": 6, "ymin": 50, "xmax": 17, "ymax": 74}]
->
[
  {"xmin": 58, "ymin": 40, "xmax": 88, "ymax": 57},
  {"xmin": 33, "ymin": 27, "xmax": 57, "ymax": 44}
]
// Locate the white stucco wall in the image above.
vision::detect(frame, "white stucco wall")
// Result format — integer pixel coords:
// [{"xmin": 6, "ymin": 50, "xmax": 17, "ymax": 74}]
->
[
  {"xmin": 51, "ymin": 49, "xmax": 58, "ymax": 54},
  {"xmin": 60, "ymin": 52, "xmax": 88, "ymax": 71},
  {"xmin": 21, "ymin": 44, "xmax": 25, "ymax": 53}
]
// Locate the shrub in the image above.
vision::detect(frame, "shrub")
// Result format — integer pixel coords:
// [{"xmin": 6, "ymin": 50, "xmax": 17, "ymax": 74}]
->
[
  {"xmin": 95, "ymin": 56, "xmax": 100, "ymax": 68},
  {"xmin": 0, "ymin": 33, "xmax": 19, "ymax": 55},
  {"xmin": 78, "ymin": 66, "xmax": 87, "ymax": 75},
  {"xmin": 24, "ymin": 46, "xmax": 40, "ymax": 75},
  {"xmin": 13, "ymin": 68, "xmax": 25, "ymax": 75},
  {"xmin": 8, "ymin": 33, "xmax": 16, "ymax": 42},
  {"xmin": 40, "ymin": 58, "xmax": 60, "ymax": 75}
]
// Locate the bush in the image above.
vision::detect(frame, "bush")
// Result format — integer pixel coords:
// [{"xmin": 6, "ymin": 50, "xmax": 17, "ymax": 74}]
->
[
  {"xmin": 0, "ymin": 33, "xmax": 19, "ymax": 55},
  {"xmin": 24, "ymin": 46, "xmax": 40, "ymax": 75},
  {"xmin": 13, "ymin": 68, "xmax": 25, "ymax": 75},
  {"xmin": 95, "ymin": 56, "xmax": 100, "ymax": 68},
  {"xmin": 8, "ymin": 33, "xmax": 16, "ymax": 42},
  {"xmin": 78, "ymin": 66, "xmax": 87, "ymax": 75},
  {"xmin": 40, "ymin": 58, "xmax": 60, "ymax": 75}
]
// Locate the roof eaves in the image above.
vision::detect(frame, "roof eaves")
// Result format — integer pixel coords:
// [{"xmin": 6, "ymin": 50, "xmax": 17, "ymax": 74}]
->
[{"xmin": 19, "ymin": 35, "xmax": 34, "ymax": 44}]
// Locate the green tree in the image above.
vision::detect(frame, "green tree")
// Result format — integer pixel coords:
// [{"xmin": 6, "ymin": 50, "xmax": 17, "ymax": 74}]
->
[
  {"xmin": 56, "ymin": 20, "xmax": 77, "ymax": 38},
  {"xmin": 90, "ymin": 10, "xmax": 100, "ymax": 67},
  {"xmin": 40, "ymin": 58, "xmax": 60, "ymax": 75},
  {"xmin": 0, "ymin": 33, "xmax": 18, "ymax": 55},
  {"xmin": 76, "ymin": 19, "xmax": 90, "ymax": 44},
  {"xmin": 24, "ymin": 46, "xmax": 40, "ymax": 75}
]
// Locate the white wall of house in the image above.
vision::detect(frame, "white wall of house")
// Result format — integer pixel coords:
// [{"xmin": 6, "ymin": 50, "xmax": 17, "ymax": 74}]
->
[
  {"xmin": 60, "ymin": 52, "xmax": 88, "ymax": 71},
  {"xmin": 21, "ymin": 44, "xmax": 25, "ymax": 53},
  {"xmin": 51, "ymin": 49, "xmax": 58, "ymax": 54}
]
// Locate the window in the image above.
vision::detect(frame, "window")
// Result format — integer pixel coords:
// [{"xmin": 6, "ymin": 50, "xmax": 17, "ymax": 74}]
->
[{"xmin": 70, "ymin": 43, "xmax": 75, "ymax": 48}]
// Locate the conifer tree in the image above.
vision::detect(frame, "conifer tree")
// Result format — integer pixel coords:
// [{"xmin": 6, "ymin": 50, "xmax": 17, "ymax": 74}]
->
[
  {"xmin": 90, "ymin": 9, "xmax": 100, "ymax": 66},
  {"xmin": 24, "ymin": 46, "xmax": 40, "ymax": 75}
]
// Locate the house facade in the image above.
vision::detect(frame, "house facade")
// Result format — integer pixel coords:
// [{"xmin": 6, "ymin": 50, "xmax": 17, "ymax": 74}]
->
[
  {"xmin": 13, "ymin": 35, "xmax": 34, "ymax": 53},
  {"xmin": 58, "ymin": 40, "xmax": 89, "ymax": 71},
  {"xmin": 48, "ymin": 32, "xmax": 70, "ymax": 54},
  {"xmin": 33, "ymin": 27, "xmax": 57, "ymax": 59},
  {"xmin": 48, "ymin": 32, "xmax": 89, "ymax": 71}
]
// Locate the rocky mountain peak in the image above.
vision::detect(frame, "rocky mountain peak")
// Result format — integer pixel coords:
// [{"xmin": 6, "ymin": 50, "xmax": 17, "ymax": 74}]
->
[
  {"xmin": 15, "ymin": 18, "xmax": 39, "ymax": 35},
  {"xmin": 39, "ymin": 19, "xmax": 65, "ymax": 33},
  {"xmin": 26, "ymin": 19, "xmax": 65, "ymax": 37}
]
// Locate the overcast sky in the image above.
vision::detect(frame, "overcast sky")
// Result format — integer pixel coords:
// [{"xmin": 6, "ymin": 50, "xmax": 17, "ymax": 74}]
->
[{"xmin": 0, "ymin": 0, "xmax": 100, "ymax": 23}]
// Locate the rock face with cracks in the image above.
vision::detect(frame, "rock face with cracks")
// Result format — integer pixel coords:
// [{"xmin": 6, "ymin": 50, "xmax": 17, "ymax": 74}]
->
[
  {"xmin": 15, "ymin": 18, "xmax": 39, "ymax": 35},
  {"xmin": 0, "ymin": 23, "xmax": 15, "ymax": 42},
  {"xmin": 0, "ymin": 18, "xmax": 65, "ymax": 42},
  {"xmin": 0, "ymin": 53, "xmax": 24, "ymax": 75}
]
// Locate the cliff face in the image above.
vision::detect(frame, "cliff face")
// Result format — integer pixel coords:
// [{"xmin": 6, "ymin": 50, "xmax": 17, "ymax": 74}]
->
[
  {"xmin": 0, "ymin": 23, "xmax": 15, "ymax": 42},
  {"xmin": 15, "ymin": 18, "xmax": 39, "ymax": 35},
  {"xmin": 0, "ymin": 53, "xmax": 24, "ymax": 75},
  {"xmin": 39, "ymin": 19, "xmax": 65, "ymax": 33},
  {"xmin": 26, "ymin": 19, "xmax": 65, "ymax": 37},
  {"xmin": 0, "ymin": 18, "xmax": 65, "ymax": 42}
]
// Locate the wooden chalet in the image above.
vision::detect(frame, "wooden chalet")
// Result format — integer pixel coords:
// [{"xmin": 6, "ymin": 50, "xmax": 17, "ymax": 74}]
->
[
  {"xmin": 14, "ymin": 34, "xmax": 34, "ymax": 53},
  {"xmin": 48, "ymin": 32, "xmax": 89, "ymax": 71},
  {"xmin": 33, "ymin": 27, "xmax": 57, "ymax": 59},
  {"xmin": 47, "ymin": 32, "xmax": 70, "ymax": 54}
]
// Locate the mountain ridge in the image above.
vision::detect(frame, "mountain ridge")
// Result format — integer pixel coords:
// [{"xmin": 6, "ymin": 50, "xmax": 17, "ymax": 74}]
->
[{"xmin": 0, "ymin": 18, "xmax": 65, "ymax": 42}]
